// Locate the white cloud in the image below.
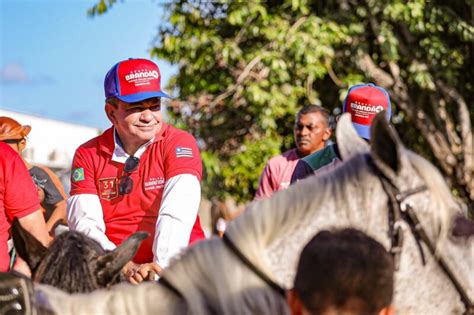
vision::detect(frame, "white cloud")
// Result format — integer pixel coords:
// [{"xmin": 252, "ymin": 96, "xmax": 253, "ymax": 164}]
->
[
  {"xmin": 0, "ymin": 63, "xmax": 30, "ymax": 83},
  {"xmin": 0, "ymin": 63, "xmax": 54, "ymax": 85}
]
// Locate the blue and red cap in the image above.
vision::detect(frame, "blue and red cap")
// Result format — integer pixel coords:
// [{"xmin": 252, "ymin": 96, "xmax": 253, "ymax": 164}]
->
[
  {"xmin": 104, "ymin": 58, "xmax": 170, "ymax": 103},
  {"xmin": 342, "ymin": 83, "xmax": 391, "ymax": 139}
]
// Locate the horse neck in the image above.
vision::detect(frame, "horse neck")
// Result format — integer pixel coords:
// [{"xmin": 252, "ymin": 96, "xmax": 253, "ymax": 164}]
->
[
  {"xmin": 36, "ymin": 282, "xmax": 185, "ymax": 314},
  {"xmin": 226, "ymin": 154, "xmax": 389, "ymax": 285},
  {"xmin": 163, "ymin": 238, "xmax": 290, "ymax": 315}
]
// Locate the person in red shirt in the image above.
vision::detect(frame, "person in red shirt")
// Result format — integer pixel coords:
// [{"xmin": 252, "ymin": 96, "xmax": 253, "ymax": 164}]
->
[
  {"xmin": 67, "ymin": 58, "xmax": 205, "ymax": 284},
  {"xmin": 0, "ymin": 142, "xmax": 49, "ymax": 273}
]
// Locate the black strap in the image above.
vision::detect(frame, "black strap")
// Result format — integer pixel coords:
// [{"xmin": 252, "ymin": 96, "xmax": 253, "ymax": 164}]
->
[
  {"xmin": 369, "ymin": 158, "xmax": 473, "ymax": 314},
  {"xmin": 379, "ymin": 176, "xmax": 405, "ymax": 270},
  {"xmin": 403, "ymin": 206, "xmax": 473, "ymax": 314},
  {"xmin": 370, "ymin": 155, "xmax": 427, "ymax": 269},
  {"xmin": 159, "ymin": 276, "xmax": 184, "ymax": 299},
  {"xmin": 222, "ymin": 234, "xmax": 286, "ymax": 297}
]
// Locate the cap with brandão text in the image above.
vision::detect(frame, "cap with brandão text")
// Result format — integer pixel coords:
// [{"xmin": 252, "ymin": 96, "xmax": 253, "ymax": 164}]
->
[
  {"xmin": 104, "ymin": 58, "xmax": 170, "ymax": 103},
  {"xmin": 342, "ymin": 83, "xmax": 391, "ymax": 140}
]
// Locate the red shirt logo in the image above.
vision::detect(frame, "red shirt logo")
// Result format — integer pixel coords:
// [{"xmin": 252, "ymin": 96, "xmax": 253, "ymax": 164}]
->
[{"xmin": 99, "ymin": 177, "xmax": 118, "ymax": 200}]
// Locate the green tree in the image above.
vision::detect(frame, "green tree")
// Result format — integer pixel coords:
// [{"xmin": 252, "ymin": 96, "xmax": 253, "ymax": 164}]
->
[{"xmin": 91, "ymin": 0, "xmax": 473, "ymax": 213}]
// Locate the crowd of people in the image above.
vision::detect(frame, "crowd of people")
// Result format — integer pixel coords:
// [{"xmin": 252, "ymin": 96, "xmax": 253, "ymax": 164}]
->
[{"xmin": 0, "ymin": 57, "xmax": 399, "ymax": 314}]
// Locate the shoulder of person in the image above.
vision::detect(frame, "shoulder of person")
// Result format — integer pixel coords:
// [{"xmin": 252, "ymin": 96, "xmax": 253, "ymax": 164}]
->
[
  {"xmin": 268, "ymin": 148, "xmax": 298, "ymax": 164},
  {"xmin": 30, "ymin": 164, "xmax": 63, "ymax": 183},
  {"xmin": 29, "ymin": 165, "xmax": 49, "ymax": 177},
  {"xmin": 76, "ymin": 127, "xmax": 112, "ymax": 155},
  {"xmin": 0, "ymin": 144, "xmax": 25, "ymax": 171},
  {"xmin": 162, "ymin": 125, "xmax": 198, "ymax": 145},
  {"xmin": 78, "ymin": 129, "xmax": 109, "ymax": 149},
  {"xmin": 0, "ymin": 141, "xmax": 19, "ymax": 159},
  {"xmin": 164, "ymin": 124, "xmax": 194, "ymax": 136},
  {"xmin": 302, "ymin": 144, "xmax": 337, "ymax": 171}
]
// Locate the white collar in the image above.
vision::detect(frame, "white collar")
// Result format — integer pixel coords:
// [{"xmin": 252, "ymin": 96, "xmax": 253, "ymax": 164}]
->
[{"xmin": 112, "ymin": 128, "xmax": 154, "ymax": 163}]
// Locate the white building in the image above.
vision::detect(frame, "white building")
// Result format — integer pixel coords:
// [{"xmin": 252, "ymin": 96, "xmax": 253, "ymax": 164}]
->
[{"xmin": 0, "ymin": 108, "xmax": 102, "ymax": 193}]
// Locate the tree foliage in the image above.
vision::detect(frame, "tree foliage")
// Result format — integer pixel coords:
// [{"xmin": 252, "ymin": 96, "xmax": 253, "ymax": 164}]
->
[{"xmin": 92, "ymin": 0, "xmax": 473, "ymax": 211}]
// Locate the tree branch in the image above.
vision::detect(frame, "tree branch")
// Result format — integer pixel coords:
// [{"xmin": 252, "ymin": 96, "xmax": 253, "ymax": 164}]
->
[
  {"xmin": 209, "ymin": 16, "xmax": 309, "ymax": 108},
  {"xmin": 435, "ymin": 79, "xmax": 474, "ymax": 199},
  {"xmin": 326, "ymin": 61, "xmax": 346, "ymax": 88},
  {"xmin": 357, "ymin": 54, "xmax": 394, "ymax": 88}
]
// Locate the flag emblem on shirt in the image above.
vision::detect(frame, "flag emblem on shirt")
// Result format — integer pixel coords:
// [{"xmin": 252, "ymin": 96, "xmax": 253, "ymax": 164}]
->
[
  {"xmin": 72, "ymin": 167, "xmax": 85, "ymax": 182},
  {"xmin": 175, "ymin": 147, "xmax": 193, "ymax": 158}
]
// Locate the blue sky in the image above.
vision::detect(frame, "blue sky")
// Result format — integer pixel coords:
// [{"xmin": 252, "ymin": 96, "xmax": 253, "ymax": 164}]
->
[{"xmin": 0, "ymin": 0, "xmax": 176, "ymax": 129}]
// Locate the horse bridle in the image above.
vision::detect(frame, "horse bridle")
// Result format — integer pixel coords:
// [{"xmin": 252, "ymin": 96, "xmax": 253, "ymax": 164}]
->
[
  {"xmin": 222, "ymin": 233, "xmax": 286, "ymax": 297},
  {"xmin": 371, "ymin": 158, "xmax": 474, "ymax": 314},
  {"xmin": 221, "ymin": 160, "xmax": 474, "ymax": 312},
  {"xmin": 162, "ymin": 158, "xmax": 473, "ymax": 312}
]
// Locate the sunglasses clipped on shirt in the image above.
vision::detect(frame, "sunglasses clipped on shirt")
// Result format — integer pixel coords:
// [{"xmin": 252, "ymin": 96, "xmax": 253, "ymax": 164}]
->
[{"xmin": 119, "ymin": 156, "xmax": 140, "ymax": 195}]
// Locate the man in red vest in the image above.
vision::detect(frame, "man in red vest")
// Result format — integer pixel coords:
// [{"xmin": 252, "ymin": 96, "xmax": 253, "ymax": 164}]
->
[{"xmin": 68, "ymin": 58, "xmax": 205, "ymax": 283}]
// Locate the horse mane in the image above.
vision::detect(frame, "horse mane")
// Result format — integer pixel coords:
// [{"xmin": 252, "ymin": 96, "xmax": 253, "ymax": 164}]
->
[
  {"xmin": 12, "ymin": 219, "xmax": 147, "ymax": 294},
  {"xmin": 406, "ymin": 150, "xmax": 459, "ymax": 245},
  {"xmin": 34, "ymin": 232, "xmax": 105, "ymax": 293}
]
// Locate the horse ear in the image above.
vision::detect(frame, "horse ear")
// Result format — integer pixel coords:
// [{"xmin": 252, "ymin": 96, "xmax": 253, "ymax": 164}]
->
[
  {"xmin": 336, "ymin": 113, "xmax": 370, "ymax": 160},
  {"xmin": 11, "ymin": 217, "xmax": 48, "ymax": 272},
  {"xmin": 95, "ymin": 231, "xmax": 148, "ymax": 286},
  {"xmin": 370, "ymin": 111, "xmax": 407, "ymax": 180}
]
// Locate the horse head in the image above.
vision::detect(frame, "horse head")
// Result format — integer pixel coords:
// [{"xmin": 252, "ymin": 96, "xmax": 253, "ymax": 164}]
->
[
  {"xmin": 337, "ymin": 111, "xmax": 458, "ymax": 241},
  {"xmin": 225, "ymin": 111, "xmax": 469, "ymax": 314},
  {"xmin": 11, "ymin": 218, "xmax": 147, "ymax": 293}
]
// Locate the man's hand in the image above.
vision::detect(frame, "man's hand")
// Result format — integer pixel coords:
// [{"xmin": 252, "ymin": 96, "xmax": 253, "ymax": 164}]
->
[
  {"xmin": 121, "ymin": 261, "xmax": 140, "ymax": 283},
  {"xmin": 122, "ymin": 261, "xmax": 162, "ymax": 284}
]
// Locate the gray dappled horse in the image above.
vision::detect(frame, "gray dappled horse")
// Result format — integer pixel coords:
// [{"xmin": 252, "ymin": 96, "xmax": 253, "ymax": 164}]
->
[
  {"xmin": 33, "ymin": 113, "xmax": 472, "ymax": 314},
  {"xmin": 11, "ymin": 218, "xmax": 146, "ymax": 293}
]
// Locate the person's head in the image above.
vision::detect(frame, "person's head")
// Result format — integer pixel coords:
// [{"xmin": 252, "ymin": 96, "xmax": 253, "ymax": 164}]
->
[
  {"xmin": 0, "ymin": 116, "xmax": 30, "ymax": 153},
  {"xmin": 103, "ymin": 58, "xmax": 170, "ymax": 153},
  {"xmin": 294, "ymin": 105, "xmax": 332, "ymax": 157},
  {"xmin": 342, "ymin": 83, "xmax": 391, "ymax": 140},
  {"xmin": 288, "ymin": 228, "xmax": 395, "ymax": 315}
]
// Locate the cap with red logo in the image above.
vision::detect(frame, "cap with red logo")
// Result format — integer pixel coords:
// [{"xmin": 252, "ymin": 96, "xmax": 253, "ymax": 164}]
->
[
  {"xmin": 342, "ymin": 83, "xmax": 391, "ymax": 139},
  {"xmin": 104, "ymin": 58, "xmax": 170, "ymax": 103}
]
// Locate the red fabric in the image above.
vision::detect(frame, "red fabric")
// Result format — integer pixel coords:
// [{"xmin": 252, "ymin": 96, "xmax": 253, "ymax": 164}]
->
[
  {"xmin": 344, "ymin": 85, "xmax": 389, "ymax": 126},
  {"xmin": 255, "ymin": 149, "xmax": 300, "ymax": 200},
  {"xmin": 70, "ymin": 124, "xmax": 204, "ymax": 263},
  {"xmin": 118, "ymin": 59, "xmax": 162, "ymax": 97},
  {"xmin": 0, "ymin": 143, "xmax": 40, "ymax": 271}
]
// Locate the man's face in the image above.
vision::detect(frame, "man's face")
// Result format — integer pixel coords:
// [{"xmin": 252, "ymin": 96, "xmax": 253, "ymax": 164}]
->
[
  {"xmin": 294, "ymin": 112, "xmax": 331, "ymax": 157},
  {"xmin": 106, "ymin": 97, "xmax": 163, "ymax": 152}
]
